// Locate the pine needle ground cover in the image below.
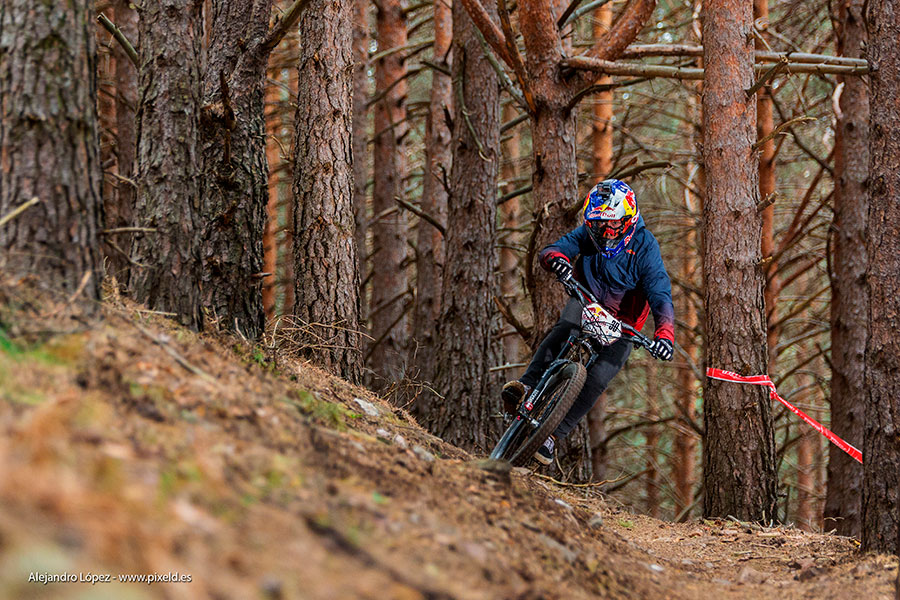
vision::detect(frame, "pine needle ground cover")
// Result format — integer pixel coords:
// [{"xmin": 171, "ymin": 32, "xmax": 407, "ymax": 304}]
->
[{"xmin": 0, "ymin": 281, "xmax": 893, "ymax": 599}]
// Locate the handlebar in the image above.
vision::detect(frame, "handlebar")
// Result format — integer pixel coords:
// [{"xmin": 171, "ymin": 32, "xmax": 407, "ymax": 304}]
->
[{"xmin": 558, "ymin": 274, "xmax": 654, "ymax": 350}]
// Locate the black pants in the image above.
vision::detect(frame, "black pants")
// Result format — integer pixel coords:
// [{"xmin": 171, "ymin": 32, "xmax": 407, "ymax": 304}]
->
[{"xmin": 520, "ymin": 298, "xmax": 632, "ymax": 440}]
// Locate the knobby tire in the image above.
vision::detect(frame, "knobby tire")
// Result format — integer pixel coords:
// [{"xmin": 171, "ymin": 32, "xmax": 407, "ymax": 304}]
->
[{"xmin": 490, "ymin": 361, "xmax": 586, "ymax": 466}]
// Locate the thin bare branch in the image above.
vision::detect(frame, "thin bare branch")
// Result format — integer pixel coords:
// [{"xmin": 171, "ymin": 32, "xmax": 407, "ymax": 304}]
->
[
  {"xmin": 609, "ymin": 160, "xmax": 671, "ymax": 180},
  {"xmin": 262, "ymin": 0, "xmax": 313, "ymax": 52},
  {"xmin": 579, "ymin": 0, "xmax": 656, "ymax": 62},
  {"xmin": 97, "ymin": 13, "xmax": 139, "ymax": 67},
  {"xmin": 557, "ymin": 0, "xmax": 585, "ymax": 29},
  {"xmin": 496, "ymin": 0, "xmax": 535, "ymax": 111},
  {"xmin": 396, "ymin": 198, "xmax": 446, "ymax": 235},
  {"xmin": 564, "ymin": 57, "xmax": 868, "ymax": 82},
  {"xmin": 0, "ymin": 196, "xmax": 39, "ymax": 228},
  {"xmin": 622, "ymin": 44, "xmax": 868, "ymax": 67},
  {"xmin": 564, "ymin": 57, "xmax": 705, "ymax": 80},
  {"xmin": 752, "ymin": 116, "xmax": 815, "ymax": 151},
  {"xmin": 497, "ymin": 184, "xmax": 532, "ymax": 206},
  {"xmin": 746, "ymin": 57, "xmax": 788, "ymax": 97},
  {"xmin": 493, "ymin": 295, "xmax": 532, "ymax": 344},
  {"xmin": 458, "ymin": 0, "xmax": 513, "ymax": 66}
]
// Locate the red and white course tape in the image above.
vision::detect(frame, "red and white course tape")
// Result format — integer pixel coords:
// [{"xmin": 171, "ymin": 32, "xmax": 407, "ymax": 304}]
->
[{"xmin": 707, "ymin": 367, "xmax": 862, "ymax": 464}]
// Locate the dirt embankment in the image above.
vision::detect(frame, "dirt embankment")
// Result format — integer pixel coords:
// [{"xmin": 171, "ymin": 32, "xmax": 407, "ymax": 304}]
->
[{"xmin": 0, "ymin": 283, "xmax": 896, "ymax": 599}]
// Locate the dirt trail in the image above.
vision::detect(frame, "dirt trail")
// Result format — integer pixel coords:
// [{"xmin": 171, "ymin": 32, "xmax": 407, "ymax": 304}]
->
[{"xmin": 0, "ymin": 284, "xmax": 895, "ymax": 599}]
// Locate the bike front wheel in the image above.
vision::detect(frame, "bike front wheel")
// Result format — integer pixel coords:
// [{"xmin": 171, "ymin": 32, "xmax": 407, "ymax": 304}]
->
[{"xmin": 490, "ymin": 361, "xmax": 587, "ymax": 467}]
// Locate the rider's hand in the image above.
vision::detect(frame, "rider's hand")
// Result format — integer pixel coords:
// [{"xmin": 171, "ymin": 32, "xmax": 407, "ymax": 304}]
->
[
  {"xmin": 548, "ymin": 256, "xmax": 573, "ymax": 280},
  {"xmin": 648, "ymin": 336, "xmax": 674, "ymax": 361}
]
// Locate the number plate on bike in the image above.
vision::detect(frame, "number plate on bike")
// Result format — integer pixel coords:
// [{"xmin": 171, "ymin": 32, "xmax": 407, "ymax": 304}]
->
[{"xmin": 582, "ymin": 303, "xmax": 621, "ymax": 346}]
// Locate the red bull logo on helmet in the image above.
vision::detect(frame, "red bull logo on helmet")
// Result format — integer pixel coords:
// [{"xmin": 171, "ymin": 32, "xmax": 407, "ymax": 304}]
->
[{"xmin": 583, "ymin": 179, "xmax": 637, "ymax": 222}]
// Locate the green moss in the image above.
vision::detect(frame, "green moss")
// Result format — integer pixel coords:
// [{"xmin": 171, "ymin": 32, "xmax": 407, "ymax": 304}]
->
[
  {"xmin": 0, "ymin": 327, "xmax": 85, "ymax": 371},
  {"xmin": 283, "ymin": 390, "xmax": 354, "ymax": 431},
  {"xmin": 232, "ymin": 342, "xmax": 282, "ymax": 376},
  {"xmin": 0, "ymin": 327, "xmax": 19, "ymax": 356},
  {"xmin": 2, "ymin": 390, "xmax": 45, "ymax": 405}
]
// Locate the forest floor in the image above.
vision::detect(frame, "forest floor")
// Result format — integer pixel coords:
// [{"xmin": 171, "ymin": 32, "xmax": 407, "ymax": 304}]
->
[{"xmin": 0, "ymin": 278, "xmax": 896, "ymax": 600}]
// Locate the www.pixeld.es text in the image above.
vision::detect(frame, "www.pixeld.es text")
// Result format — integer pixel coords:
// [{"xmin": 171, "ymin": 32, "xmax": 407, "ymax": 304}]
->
[{"xmin": 28, "ymin": 571, "xmax": 192, "ymax": 585}]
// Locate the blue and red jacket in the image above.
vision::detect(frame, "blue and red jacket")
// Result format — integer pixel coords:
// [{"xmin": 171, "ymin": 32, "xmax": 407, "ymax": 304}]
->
[{"xmin": 539, "ymin": 216, "xmax": 675, "ymax": 343}]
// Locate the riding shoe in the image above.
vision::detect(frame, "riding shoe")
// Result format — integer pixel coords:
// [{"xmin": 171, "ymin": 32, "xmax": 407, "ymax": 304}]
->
[
  {"xmin": 534, "ymin": 436, "xmax": 555, "ymax": 466},
  {"xmin": 501, "ymin": 380, "xmax": 531, "ymax": 415}
]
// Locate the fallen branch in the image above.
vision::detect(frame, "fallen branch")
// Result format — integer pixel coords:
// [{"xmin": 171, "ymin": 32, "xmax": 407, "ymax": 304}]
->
[
  {"xmin": 132, "ymin": 321, "xmax": 215, "ymax": 382},
  {"xmin": 532, "ymin": 471, "xmax": 628, "ymax": 488},
  {"xmin": 565, "ymin": 57, "xmax": 704, "ymax": 80},
  {"xmin": 40, "ymin": 272, "xmax": 93, "ymax": 318}
]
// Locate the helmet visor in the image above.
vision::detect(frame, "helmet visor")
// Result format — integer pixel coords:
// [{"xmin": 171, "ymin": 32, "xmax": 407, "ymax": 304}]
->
[{"xmin": 587, "ymin": 218, "xmax": 628, "ymax": 250}]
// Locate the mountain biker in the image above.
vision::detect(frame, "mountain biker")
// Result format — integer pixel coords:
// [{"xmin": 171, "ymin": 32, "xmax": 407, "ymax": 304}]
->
[{"xmin": 502, "ymin": 179, "xmax": 675, "ymax": 466}]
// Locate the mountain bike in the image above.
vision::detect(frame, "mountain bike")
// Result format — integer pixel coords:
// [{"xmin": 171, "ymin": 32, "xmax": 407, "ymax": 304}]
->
[{"xmin": 489, "ymin": 273, "xmax": 654, "ymax": 466}]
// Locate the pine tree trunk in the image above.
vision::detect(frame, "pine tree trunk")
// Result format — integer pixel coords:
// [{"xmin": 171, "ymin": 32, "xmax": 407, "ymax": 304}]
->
[
  {"xmin": 0, "ymin": 0, "xmax": 102, "ymax": 298},
  {"xmin": 292, "ymin": 0, "xmax": 362, "ymax": 384},
  {"xmin": 263, "ymin": 71, "xmax": 281, "ymax": 323},
  {"xmin": 98, "ymin": 31, "xmax": 118, "ymax": 280},
  {"xmin": 701, "ymin": 0, "xmax": 777, "ymax": 521},
  {"xmin": 413, "ymin": 0, "xmax": 452, "ymax": 384},
  {"xmin": 825, "ymin": 0, "xmax": 867, "ymax": 539},
  {"xmin": 106, "ymin": 0, "xmax": 139, "ymax": 283},
  {"xmin": 587, "ymin": 6, "xmax": 614, "ymax": 483},
  {"xmin": 862, "ymin": 0, "xmax": 900, "ymax": 555},
  {"xmin": 352, "ymin": 0, "xmax": 370, "ymax": 322},
  {"xmin": 587, "ymin": 392, "xmax": 608, "ymax": 483},
  {"xmin": 591, "ymin": 4, "xmax": 614, "ymax": 180},
  {"xmin": 427, "ymin": 2, "xmax": 501, "ymax": 451},
  {"xmin": 529, "ymin": 105, "xmax": 578, "ymax": 340},
  {"xmin": 282, "ymin": 50, "xmax": 298, "ymax": 318},
  {"xmin": 130, "ymin": 0, "xmax": 204, "ymax": 326},
  {"xmin": 754, "ymin": 0, "xmax": 780, "ymax": 368},
  {"xmin": 796, "ymin": 428, "xmax": 815, "ymax": 530},
  {"xmin": 197, "ymin": 0, "xmax": 273, "ymax": 339},
  {"xmin": 369, "ymin": 0, "xmax": 410, "ymax": 386},
  {"xmin": 673, "ymin": 222, "xmax": 700, "ymax": 519},
  {"xmin": 646, "ymin": 361, "xmax": 661, "ymax": 519},
  {"xmin": 499, "ymin": 103, "xmax": 524, "ymax": 367}
]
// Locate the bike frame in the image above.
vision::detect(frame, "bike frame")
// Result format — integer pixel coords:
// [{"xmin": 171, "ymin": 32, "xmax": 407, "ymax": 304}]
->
[
  {"xmin": 490, "ymin": 274, "xmax": 658, "ymax": 462},
  {"xmin": 513, "ymin": 274, "xmax": 652, "ymax": 424}
]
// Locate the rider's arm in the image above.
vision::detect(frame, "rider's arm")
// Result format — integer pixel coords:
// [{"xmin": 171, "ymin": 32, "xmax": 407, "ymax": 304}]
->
[
  {"xmin": 638, "ymin": 233, "xmax": 675, "ymax": 344},
  {"xmin": 538, "ymin": 225, "xmax": 595, "ymax": 271}
]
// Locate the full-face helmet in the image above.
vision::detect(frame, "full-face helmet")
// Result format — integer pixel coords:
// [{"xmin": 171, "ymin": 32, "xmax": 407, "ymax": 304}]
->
[{"xmin": 582, "ymin": 179, "xmax": 640, "ymax": 258}]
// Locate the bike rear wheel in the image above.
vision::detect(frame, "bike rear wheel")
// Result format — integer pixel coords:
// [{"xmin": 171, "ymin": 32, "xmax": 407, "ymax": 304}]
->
[{"xmin": 489, "ymin": 361, "xmax": 586, "ymax": 466}]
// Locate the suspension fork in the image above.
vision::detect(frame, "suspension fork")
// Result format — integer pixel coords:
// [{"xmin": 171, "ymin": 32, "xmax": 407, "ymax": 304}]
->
[{"xmin": 516, "ymin": 333, "xmax": 583, "ymax": 425}]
